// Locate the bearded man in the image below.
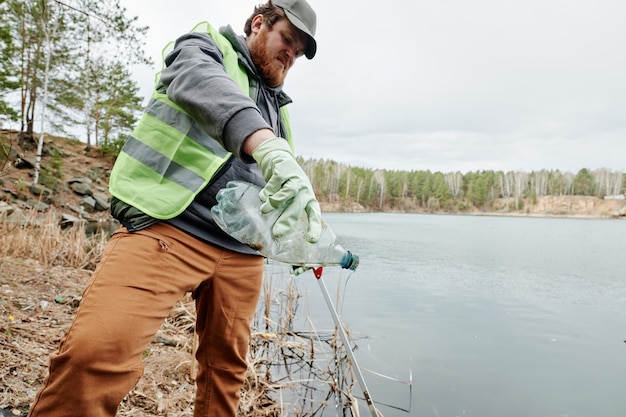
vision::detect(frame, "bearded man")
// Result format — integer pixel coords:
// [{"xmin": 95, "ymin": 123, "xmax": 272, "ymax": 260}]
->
[{"xmin": 28, "ymin": 1, "xmax": 321, "ymax": 416}]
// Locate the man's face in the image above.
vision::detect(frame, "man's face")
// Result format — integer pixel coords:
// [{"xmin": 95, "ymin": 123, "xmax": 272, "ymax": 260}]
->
[{"xmin": 248, "ymin": 16, "xmax": 307, "ymax": 87}]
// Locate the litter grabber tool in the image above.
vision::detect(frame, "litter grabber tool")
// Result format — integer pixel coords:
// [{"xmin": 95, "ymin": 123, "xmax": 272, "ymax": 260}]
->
[{"xmin": 312, "ymin": 266, "xmax": 381, "ymax": 417}]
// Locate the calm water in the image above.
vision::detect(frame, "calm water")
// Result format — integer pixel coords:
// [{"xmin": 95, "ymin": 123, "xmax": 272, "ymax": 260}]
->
[{"xmin": 291, "ymin": 213, "xmax": 626, "ymax": 417}]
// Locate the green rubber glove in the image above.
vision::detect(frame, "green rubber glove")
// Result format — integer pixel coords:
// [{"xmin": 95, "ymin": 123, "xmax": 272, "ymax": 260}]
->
[{"xmin": 252, "ymin": 137, "xmax": 322, "ymax": 242}]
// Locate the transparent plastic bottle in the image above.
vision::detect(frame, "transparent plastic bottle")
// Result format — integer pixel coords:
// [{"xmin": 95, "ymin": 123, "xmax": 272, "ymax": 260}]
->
[{"xmin": 211, "ymin": 181, "xmax": 359, "ymax": 270}]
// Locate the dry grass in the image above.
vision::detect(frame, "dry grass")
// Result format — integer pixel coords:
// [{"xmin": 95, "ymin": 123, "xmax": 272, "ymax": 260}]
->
[
  {"xmin": 0, "ymin": 210, "xmax": 361, "ymax": 416},
  {"xmin": 0, "ymin": 209, "xmax": 108, "ymax": 270}
]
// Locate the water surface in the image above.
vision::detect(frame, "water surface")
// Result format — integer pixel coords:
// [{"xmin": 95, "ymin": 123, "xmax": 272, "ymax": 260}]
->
[{"xmin": 294, "ymin": 213, "xmax": 626, "ymax": 417}]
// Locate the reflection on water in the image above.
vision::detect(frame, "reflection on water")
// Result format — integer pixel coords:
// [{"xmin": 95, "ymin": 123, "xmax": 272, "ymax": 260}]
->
[{"xmin": 293, "ymin": 213, "xmax": 626, "ymax": 417}]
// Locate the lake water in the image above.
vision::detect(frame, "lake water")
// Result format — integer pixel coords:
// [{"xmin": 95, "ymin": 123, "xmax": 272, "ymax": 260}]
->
[{"xmin": 286, "ymin": 213, "xmax": 626, "ymax": 417}]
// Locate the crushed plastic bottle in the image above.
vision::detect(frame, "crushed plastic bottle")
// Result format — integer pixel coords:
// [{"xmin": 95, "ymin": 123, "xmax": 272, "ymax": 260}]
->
[{"xmin": 211, "ymin": 181, "xmax": 359, "ymax": 271}]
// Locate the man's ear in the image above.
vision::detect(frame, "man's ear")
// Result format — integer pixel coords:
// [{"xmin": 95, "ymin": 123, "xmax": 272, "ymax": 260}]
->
[{"xmin": 250, "ymin": 14, "xmax": 264, "ymax": 35}]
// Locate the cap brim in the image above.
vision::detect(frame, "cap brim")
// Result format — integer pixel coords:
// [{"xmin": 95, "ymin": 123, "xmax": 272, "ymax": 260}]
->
[{"xmin": 283, "ymin": 10, "xmax": 317, "ymax": 59}]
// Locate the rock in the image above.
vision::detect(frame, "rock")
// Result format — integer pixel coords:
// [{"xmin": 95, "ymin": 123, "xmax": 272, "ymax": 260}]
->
[
  {"xmin": 59, "ymin": 213, "xmax": 119, "ymax": 237},
  {"xmin": 26, "ymin": 199, "xmax": 50, "ymax": 212},
  {"xmin": 67, "ymin": 176, "xmax": 93, "ymax": 185},
  {"xmin": 14, "ymin": 200, "xmax": 31, "ymax": 210},
  {"xmin": 78, "ymin": 196, "xmax": 97, "ymax": 213},
  {"xmin": 614, "ymin": 206, "xmax": 626, "ymax": 217},
  {"xmin": 13, "ymin": 155, "xmax": 35, "ymax": 169},
  {"xmin": 92, "ymin": 192, "xmax": 110, "ymax": 211},
  {"xmin": 67, "ymin": 176, "xmax": 104, "ymax": 200},
  {"xmin": 85, "ymin": 166, "xmax": 110, "ymax": 183},
  {"xmin": 0, "ymin": 201, "xmax": 14, "ymax": 216},
  {"xmin": 0, "ymin": 405, "xmax": 30, "ymax": 416},
  {"xmin": 69, "ymin": 181, "xmax": 92, "ymax": 196},
  {"xmin": 3, "ymin": 206, "xmax": 29, "ymax": 225},
  {"xmin": 42, "ymin": 142, "xmax": 67, "ymax": 157},
  {"xmin": 60, "ymin": 212, "xmax": 82, "ymax": 229},
  {"xmin": 84, "ymin": 218, "xmax": 117, "ymax": 236},
  {"xmin": 29, "ymin": 183, "xmax": 53, "ymax": 203},
  {"xmin": 0, "ymin": 188, "xmax": 20, "ymax": 201}
]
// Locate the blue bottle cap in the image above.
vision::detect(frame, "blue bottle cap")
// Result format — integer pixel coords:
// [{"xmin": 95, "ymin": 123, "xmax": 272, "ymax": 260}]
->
[{"xmin": 341, "ymin": 251, "xmax": 359, "ymax": 271}]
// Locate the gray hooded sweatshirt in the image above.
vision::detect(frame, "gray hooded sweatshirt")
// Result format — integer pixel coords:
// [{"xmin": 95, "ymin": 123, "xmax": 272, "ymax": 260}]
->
[{"xmin": 111, "ymin": 25, "xmax": 293, "ymax": 255}]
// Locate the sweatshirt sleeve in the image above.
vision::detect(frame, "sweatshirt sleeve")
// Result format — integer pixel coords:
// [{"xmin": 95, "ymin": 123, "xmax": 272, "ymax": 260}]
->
[{"xmin": 158, "ymin": 32, "xmax": 270, "ymax": 160}]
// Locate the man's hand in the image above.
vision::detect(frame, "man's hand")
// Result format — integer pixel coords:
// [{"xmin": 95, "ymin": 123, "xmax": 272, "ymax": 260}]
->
[{"xmin": 252, "ymin": 137, "xmax": 322, "ymax": 242}]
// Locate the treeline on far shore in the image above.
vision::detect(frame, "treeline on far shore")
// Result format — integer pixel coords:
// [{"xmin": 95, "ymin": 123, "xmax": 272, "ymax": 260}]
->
[
  {"xmin": 3, "ymin": 129, "xmax": 623, "ymax": 216},
  {"xmin": 299, "ymin": 158, "xmax": 625, "ymax": 212}
]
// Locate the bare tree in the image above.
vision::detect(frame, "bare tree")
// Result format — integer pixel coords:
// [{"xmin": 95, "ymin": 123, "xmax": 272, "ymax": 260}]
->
[
  {"xmin": 33, "ymin": 0, "xmax": 58, "ymax": 185},
  {"xmin": 512, "ymin": 171, "xmax": 528, "ymax": 208},
  {"xmin": 373, "ymin": 170, "xmax": 385, "ymax": 210},
  {"xmin": 445, "ymin": 171, "xmax": 463, "ymax": 198}
]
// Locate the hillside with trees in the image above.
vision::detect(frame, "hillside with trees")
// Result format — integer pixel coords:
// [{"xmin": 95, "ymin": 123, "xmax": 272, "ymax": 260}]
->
[{"xmin": 0, "ymin": 0, "xmax": 149, "ymax": 156}]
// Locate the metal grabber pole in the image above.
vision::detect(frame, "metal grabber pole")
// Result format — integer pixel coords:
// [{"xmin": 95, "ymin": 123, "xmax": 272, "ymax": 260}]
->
[{"xmin": 312, "ymin": 267, "xmax": 380, "ymax": 417}]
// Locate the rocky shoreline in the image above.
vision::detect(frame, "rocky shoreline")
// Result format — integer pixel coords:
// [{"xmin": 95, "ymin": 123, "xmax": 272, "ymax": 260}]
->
[{"xmin": 320, "ymin": 194, "xmax": 626, "ymax": 219}]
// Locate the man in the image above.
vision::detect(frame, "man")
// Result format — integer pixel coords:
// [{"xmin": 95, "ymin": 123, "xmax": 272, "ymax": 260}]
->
[{"xmin": 28, "ymin": 1, "xmax": 321, "ymax": 416}]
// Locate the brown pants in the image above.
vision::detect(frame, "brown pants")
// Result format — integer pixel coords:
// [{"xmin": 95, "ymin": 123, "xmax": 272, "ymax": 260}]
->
[{"xmin": 28, "ymin": 222, "xmax": 264, "ymax": 417}]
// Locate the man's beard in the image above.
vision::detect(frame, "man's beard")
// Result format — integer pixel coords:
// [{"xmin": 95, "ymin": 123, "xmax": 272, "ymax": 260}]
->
[{"xmin": 249, "ymin": 29, "xmax": 286, "ymax": 87}]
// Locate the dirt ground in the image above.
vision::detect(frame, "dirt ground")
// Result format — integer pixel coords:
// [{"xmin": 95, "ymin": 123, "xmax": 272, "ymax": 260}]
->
[
  {"xmin": 0, "ymin": 133, "xmax": 208, "ymax": 415},
  {"xmin": 0, "ymin": 256, "xmax": 198, "ymax": 416}
]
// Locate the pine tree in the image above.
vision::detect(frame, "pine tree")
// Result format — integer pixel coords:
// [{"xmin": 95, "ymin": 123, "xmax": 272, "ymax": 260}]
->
[{"xmin": 0, "ymin": 1, "xmax": 21, "ymax": 123}]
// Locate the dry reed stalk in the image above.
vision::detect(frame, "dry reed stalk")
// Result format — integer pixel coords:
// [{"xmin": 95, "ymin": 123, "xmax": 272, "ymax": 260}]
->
[{"xmin": 245, "ymin": 266, "xmax": 368, "ymax": 417}]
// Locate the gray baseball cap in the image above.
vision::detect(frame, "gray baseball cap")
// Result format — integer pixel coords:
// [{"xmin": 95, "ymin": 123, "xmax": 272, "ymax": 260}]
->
[{"xmin": 273, "ymin": 0, "xmax": 317, "ymax": 59}]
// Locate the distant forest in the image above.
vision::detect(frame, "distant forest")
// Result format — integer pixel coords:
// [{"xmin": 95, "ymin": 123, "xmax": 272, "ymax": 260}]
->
[{"xmin": 299, "ymin": 158, "xmax": 625, "ymax": 212}]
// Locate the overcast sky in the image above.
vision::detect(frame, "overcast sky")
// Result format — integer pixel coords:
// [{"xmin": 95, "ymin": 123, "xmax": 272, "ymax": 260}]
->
[{"xmin": 122, "ymin": 0, "xmax": 626, "ymax": 174}]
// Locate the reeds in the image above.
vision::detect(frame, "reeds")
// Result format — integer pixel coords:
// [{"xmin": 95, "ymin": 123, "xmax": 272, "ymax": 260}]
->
[
  {"xmin": 0, "ymin": 210, "xmax": 362, "ymax": 416},
  {"xmin": 0, "ymin": 208, "xmax": 107, "ymax": 270}
]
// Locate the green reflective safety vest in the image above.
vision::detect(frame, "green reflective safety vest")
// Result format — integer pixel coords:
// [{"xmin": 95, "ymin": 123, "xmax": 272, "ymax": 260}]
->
[{"xmin": 109, "ymin": 21, "xmax": 293, "ymax": 220}]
